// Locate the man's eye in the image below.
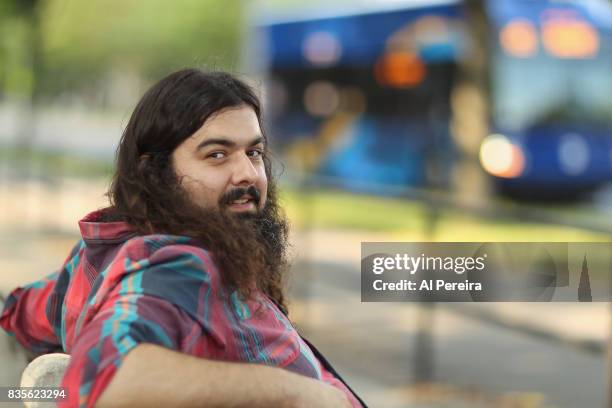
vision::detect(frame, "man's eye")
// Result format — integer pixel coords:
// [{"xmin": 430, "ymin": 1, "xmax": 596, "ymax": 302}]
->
[
  {"xmin": 248, "ymin": 149, "xmax": 263, "ymax": 158},
  {"xmin": 208, "ymin": 152, "xmax": 226, "ymax": 159}
]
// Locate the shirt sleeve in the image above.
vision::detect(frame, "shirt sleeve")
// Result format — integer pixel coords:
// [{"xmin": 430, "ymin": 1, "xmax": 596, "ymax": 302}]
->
[
  {"xmin": 321, "ymin": 368, "xmax": 364, "ymax": 408},
  {"xmin": 58, "ymin": 244, "xmax": 218, "ymax": 408},
  {"xmin": 0, "ymin": 271, "xmax": 62, "ymax": 355},
  {"xmin": 0, "ymin": 240, "xmax": 85, "ymax": 355}
]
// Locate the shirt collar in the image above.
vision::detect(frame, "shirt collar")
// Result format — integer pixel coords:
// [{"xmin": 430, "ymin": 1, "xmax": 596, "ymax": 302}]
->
[{"xmin": 78, "ymin": 208, "xmax": 137, "ymax": 243}]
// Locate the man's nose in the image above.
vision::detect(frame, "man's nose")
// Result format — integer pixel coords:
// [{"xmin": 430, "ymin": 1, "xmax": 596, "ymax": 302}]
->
[{"xmin": 231, "ymin": 152, "xmax": 258, "ymax": 186}]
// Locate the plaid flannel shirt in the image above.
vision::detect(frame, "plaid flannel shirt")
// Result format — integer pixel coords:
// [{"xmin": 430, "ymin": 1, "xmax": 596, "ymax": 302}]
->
[{"xmin": 1, "ymin": 209, "xmax": 364, "ymax": 407}]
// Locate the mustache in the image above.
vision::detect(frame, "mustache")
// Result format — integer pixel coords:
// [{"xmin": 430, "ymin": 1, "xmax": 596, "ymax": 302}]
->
[{"xmin": 219, "ymin": 185, "xmax": 261, "ymax": 207}]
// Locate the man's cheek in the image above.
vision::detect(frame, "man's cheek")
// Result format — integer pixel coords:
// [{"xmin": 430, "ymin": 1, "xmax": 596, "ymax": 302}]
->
[{"xmin": 189, "ymin": 188, "xmax": 218, "ymax": 210}]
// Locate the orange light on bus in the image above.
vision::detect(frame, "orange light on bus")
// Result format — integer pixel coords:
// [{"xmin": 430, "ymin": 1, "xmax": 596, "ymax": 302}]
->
[
  {"xmin": 500, "ymin": 19, "xmax": 538, "ymax": 58},
  {"xmin": 542, "ymin": 19, "xmax": 599, "ymax": 58},
  {"xmin": 374, "ymin": 51, "xmax": 426, "ymax": 88},
  {"xmin": 479, "ymin": 134, "xmax": 526, "ymax": 178}
]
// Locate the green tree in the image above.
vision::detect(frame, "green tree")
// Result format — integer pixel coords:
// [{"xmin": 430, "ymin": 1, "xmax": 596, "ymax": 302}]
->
[
  {"xmin": 40, "ymin": 0, "xmax": 243, "ymax": 96},
  {"xmin": 0, "ymin": 0, "xmax": 44, "ymax": 102}
]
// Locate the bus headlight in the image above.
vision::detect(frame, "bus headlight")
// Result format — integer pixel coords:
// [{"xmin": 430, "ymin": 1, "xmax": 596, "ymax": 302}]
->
[
  {"xmin": 479, "ymin": 134, "xmax": 526, "ymax": 178},
  {"xmin": 558, "ymin": 133, "xmax": 589, "ymax": 176}
]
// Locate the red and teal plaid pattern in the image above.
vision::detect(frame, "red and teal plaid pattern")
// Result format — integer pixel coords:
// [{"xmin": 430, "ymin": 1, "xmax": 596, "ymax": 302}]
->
[{"xmin": 1, "ymin": 210, "xmax": 363, "ymax": 407}]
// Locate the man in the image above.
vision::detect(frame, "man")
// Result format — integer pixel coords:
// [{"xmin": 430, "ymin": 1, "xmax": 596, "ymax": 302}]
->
[{"xmin": 0, "ymin": 69, "xmax": 365, "ymax": 407}]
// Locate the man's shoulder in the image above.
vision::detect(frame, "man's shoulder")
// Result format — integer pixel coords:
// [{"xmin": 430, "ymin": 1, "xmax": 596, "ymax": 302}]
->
[
  {"xmin": 111, "ymin": 233, "xmax": 220, "ymax": 282},
  {"xmin": 121, "ymin": 233, "xmax": 210, "ymax": 261},
  {"xmin": 88, "ymin": 234, "xmax": 222, "ymax": 308}
]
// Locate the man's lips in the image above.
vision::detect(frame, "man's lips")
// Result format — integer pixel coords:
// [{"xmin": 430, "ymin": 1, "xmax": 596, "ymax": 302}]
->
[
  {"xmin": 227, "ymin": 195, "xmax": 256, "ymax": 211},
  {"xmin": 230, "ymin": 195, "xmax": 253, "ymax": 205},
  {"xmin": 220, "ymin": 186, "xmax": 260, "ymax": 211}
]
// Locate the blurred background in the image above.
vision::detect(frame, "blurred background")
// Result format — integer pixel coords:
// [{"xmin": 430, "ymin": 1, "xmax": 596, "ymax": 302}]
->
[{"xmin": 0, "ymin": 0, "xmax": 610, "ymax": 406}]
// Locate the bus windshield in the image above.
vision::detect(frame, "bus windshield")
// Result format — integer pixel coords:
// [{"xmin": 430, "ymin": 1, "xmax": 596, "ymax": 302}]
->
[{"xmin": 492, "ymin": 49, "xmax": 612, "ymax": 131}]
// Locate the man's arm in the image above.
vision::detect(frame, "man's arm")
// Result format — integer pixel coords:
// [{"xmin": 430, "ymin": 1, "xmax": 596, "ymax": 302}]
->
[
  {"xmin": 0, "ymin": 271, "xmax": 62, "ymax": 355},
  {"xmin": 96, "ymin": 343, "xmax": 350, "ymax": 408},
  {"xmin": 0, "ymin": 240, "xmax": 84, "ymax": 355}
]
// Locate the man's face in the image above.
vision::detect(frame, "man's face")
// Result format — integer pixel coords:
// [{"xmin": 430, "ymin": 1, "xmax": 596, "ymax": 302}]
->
[{"xmin": 171, "ymin": 105, "xmax": 268, "ymax": 214}]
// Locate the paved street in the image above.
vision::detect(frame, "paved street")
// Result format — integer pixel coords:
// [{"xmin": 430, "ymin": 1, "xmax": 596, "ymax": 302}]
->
[{"xmin": 289, "ymin": 260, "xmax": 608, "ymax": 408}]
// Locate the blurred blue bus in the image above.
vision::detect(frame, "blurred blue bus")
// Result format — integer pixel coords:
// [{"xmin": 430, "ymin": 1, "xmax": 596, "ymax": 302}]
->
[
  {"xmin": 255, "ymin": 0, "xmax": 464, "ymax": 194},
  {"xmin": 478, "ymin": 0, "xmax": 612, "ymax": 199},
  {"xmin": 256, "ymin": 0, "xmax": 612, "ymax": 199}
]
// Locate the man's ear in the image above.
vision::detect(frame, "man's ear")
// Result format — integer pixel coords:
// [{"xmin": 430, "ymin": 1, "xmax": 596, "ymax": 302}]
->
[{"xmin": 137, "ymin": 154, "xmax": 151, "ymax": 171}]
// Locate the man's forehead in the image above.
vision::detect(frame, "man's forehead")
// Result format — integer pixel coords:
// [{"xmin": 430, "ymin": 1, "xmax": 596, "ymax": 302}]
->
[
  {"xmin": 190, "ymin": 106, "xmax": 263, "ymax": 147},
  {"xmin": 201, "ymin": 105, "xmax": 259, "ymax": 131}
]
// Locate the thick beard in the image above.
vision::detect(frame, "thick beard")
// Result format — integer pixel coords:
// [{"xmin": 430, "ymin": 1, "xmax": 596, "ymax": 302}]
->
[
  {"xmin": 163, "ymin": 181, "xmax": 290, "ymax": 309},
  {"xmin": 239, "ymin": 200, "xmax": 289, "ymax": 274}
]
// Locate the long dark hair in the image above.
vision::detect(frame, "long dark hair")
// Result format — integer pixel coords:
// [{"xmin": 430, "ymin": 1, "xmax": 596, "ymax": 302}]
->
[{"xmin": 107, "ymin": 68, "xmax": 289, "ymax": 312}]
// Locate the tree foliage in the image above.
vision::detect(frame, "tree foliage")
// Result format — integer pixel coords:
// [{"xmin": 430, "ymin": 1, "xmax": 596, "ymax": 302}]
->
[{"xmin": 1, "ymin": 0, "xmax": 243, "ymax": 97}]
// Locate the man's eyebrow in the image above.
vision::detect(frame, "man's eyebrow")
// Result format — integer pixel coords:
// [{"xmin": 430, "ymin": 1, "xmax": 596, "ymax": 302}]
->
[{"xmin": 196, "ymin": 136, "xmax": 265, "ymax": 151}]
